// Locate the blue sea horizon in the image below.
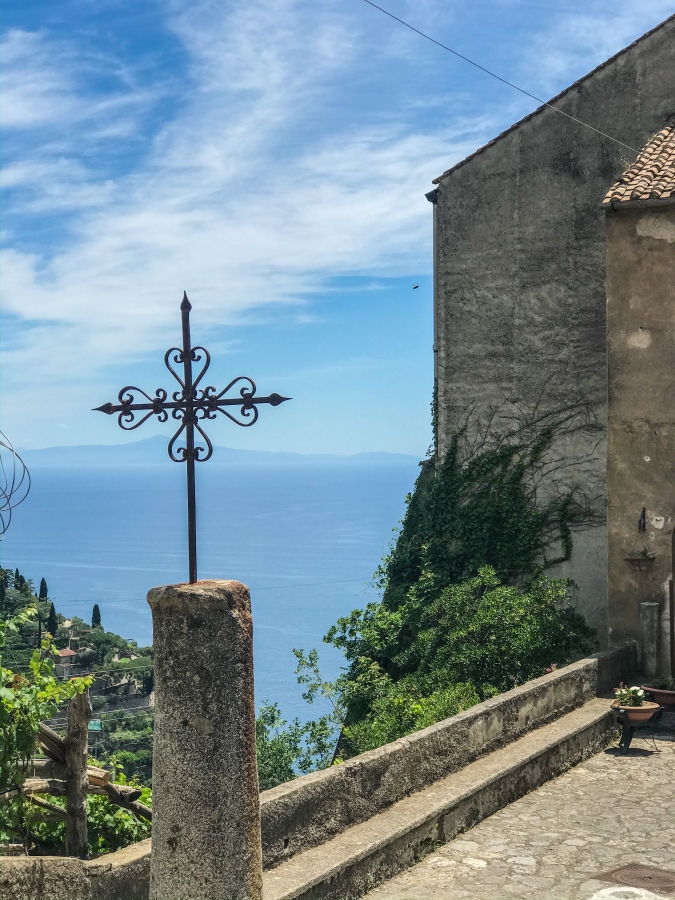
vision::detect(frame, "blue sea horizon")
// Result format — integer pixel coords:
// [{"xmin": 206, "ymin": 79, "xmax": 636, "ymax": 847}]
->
[{"xmin": 2, "ymin": 439, "xmax": 421, "ymax": 721}]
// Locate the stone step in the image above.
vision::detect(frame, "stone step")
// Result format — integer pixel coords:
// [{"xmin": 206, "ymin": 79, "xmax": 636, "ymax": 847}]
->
[{"xmin": 263, "ymin": 697, "xmax": 616, "ymax": 900}]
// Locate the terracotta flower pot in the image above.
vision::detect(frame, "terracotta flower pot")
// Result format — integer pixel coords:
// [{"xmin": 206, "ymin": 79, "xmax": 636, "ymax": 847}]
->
[
  {"xmin": 611, "ymin": 699, "xmax": 660, "ymax": 722},
  {"xmin": 641, "ymin": 686, "xmax": 675, "ymax": 709}
]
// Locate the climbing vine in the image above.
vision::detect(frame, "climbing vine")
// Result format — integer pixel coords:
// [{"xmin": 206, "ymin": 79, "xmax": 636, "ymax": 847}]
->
[
  {"xmin": 377, "ymin": 395, "xmax": 604, "ymax": 610},
  {"xmin": 320, "ymin": 394, "xmax": 601, "ymax": 757}
]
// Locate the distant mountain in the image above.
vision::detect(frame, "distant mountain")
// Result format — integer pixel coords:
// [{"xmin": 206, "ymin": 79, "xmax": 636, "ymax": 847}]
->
[{"xmin": 20, "ymin": 436, "xmax": 421, "ymax": 468}]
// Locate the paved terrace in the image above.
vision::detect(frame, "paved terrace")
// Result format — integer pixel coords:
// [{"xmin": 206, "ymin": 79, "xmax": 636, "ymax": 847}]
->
[{"xmin": 367, "ymin": 718, "xmax": 675, "ymax": 900}]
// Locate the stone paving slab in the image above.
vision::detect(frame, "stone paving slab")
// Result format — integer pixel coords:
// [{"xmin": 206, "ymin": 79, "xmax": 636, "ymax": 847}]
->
[{"xmin": 366, "ymin": 720, "xmax": 675, "ymax": 900}]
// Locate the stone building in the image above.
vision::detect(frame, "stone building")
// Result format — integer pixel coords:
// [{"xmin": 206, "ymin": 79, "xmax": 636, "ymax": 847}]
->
[
  {"xmin": 604, "ymin": 122, "xmax": 675, "ymax": 673},
  {"xmin": 426, "ymin": 15, "xmax": 675, "ymax": 665}
]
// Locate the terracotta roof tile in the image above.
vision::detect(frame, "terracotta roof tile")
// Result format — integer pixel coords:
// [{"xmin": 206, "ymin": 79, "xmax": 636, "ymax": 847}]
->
[
  {"xmin": 603, "ymin": 122, "xmax": 675, "ymax": 204},
  {"xmin": 56, "ymin": 648, "xmax": 78, "ymax": 658}
]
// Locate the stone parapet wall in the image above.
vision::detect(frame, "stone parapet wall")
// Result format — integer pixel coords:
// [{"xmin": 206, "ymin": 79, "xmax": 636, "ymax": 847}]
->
[
  {"xmin": 0, "ymin": 645, "xmax": 636, "ymax": 900},
  {"xmin": 260, "ymin": 644, "xmax": 635, "ymax": 867},
  {"xmin": 0, "ymin": 841, "xmax": 150, "ymax": 900}
]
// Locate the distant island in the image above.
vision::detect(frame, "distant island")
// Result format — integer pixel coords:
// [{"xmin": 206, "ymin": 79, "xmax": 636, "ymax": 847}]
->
[{"xmin": 20, "ymin": 436, "xmax": 421, "ymax": 468}]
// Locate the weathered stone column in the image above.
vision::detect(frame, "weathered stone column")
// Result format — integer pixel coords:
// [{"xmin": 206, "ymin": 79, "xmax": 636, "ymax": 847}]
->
[
  {"xmin": 148, "ymin": 580, "xmax": 262, "ymax": 900},
  {"xmin": 640, "ymin": 601, "xmax": 660, "ymax": 680}
]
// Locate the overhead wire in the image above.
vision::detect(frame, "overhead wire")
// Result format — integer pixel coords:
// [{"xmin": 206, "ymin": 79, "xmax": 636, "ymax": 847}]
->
[{"xmin": 360, "ymin": 0, "xmax": 639, "ymax": 154}]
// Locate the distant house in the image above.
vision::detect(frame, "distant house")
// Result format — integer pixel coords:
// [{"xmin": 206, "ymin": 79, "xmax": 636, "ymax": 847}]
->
[
  {"xmin": 425, "ymin": 15, "xmax": 674, "ymax": 666},
  {"xmin": 54, "ymin": 647, "xmax": 78, "ymax": 678}
]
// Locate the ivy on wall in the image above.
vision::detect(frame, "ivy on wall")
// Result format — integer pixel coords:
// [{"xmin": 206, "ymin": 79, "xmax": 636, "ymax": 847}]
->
[
  {"xmin": 322, "ymin": 395, "xmax": 602, "ymax": 757},
  {"xmin": 379, "ymin": 394, "xmax": 604, "ymax": 611}
]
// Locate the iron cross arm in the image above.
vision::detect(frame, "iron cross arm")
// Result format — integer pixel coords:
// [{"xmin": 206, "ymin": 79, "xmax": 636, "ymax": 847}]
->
[
  {"xmin": 94, "ymin": 383, "xmax": 289, "ymax": 462},
  {"xmin": 93, "ymin": 293, "xmax": 290, "ymax": 582}
]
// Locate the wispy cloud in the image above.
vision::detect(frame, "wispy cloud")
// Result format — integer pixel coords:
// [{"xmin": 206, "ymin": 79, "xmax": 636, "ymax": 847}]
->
[
  {"xmin": 0, "ymin": 1, "xmax": 485, "ymax": 391},
  {"xmin": 521, "ymin": 0, "xmax": 674, "ymax": 95},
  {"xmin": 1, "ymin": 28, "xmax": 155, "ymax": 131},
  {"xmin": 1, "ymin": 0, "xmax": 671, "ymax": 447}
]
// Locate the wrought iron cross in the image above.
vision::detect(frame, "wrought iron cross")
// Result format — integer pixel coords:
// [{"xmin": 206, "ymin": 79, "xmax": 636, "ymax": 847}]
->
[{"xmin": 94, "ymin": 292, "xmax": 290, "ymax": 583}]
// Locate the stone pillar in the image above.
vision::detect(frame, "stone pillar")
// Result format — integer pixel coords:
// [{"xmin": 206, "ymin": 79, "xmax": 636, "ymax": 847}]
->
[
  {"xmin": 640, "ymin": 601, "xmax": 660, "ymax": 680},
  {"xmin": 148, "ymin": 581, "xmax": 262, "ymax": 900}
]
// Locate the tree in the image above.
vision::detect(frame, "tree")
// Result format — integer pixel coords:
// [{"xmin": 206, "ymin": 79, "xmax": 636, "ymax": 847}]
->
[
  {"xmin": 46, "ymin": 603, "xmax": 58, "ymax": 638},
  {"xmin": 91, "ymin": 604, "xmax": 101, "ymax": 629},
  {"xmin": 39, "ymin": 578, "xmax": 48, "ymax": 600}
]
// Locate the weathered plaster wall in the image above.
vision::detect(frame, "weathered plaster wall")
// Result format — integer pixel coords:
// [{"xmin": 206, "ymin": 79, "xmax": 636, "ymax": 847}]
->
[
  {"xmin": 606, "ymin": 205, "xmax": 675, "ymax": 664},
  {"xmin": 432, "ymin": 16, "xmax": 675, "ymax": 643}
]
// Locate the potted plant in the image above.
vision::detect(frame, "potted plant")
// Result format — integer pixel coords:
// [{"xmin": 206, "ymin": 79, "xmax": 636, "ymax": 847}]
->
[
  {"xmin": 611, "ymin": 683, "xmax": 660, "ymax": 722},
  {"xmin": 641, "ymin": 676, "xmax": 675, "ymax": 709}
]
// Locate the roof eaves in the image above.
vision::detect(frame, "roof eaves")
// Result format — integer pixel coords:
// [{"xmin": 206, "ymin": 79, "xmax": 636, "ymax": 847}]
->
[
  {"xmin": 601, "ymin": 196, "xmax": 675, "ymax": 211},
  {"xmin": 431, "ymin": 13, "xmax": 675, "ymax": 185}
]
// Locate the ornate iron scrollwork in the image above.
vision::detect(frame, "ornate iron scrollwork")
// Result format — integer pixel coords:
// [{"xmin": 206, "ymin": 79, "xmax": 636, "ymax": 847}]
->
[{"xmin": 94, "ymin": 293, "xmax": 290, "ymax": 582}]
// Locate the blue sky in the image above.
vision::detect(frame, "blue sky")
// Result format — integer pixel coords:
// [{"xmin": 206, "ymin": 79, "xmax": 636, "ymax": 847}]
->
[{"xmin": 1, "ymin": 0, "xmax": 672, "ymax": 455}]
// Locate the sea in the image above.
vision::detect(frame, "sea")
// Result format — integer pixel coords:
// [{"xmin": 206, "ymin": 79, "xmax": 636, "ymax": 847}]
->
[{"xmin": 2, "ymin": 438, "xmax": 420, "ymax": 721}]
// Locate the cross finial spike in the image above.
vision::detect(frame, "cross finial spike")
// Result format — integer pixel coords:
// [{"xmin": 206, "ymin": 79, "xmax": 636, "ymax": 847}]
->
[{"xmin": 181, "ymin": 291, "xmax": 191, "ymax": 311}]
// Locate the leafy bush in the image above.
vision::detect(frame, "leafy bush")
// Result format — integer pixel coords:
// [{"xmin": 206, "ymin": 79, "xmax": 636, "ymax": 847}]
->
[
  {"xmin": 256, "ymin": 702, "xmax": 305, "ymax": 790},
  {"xmin": 255, "ymin": 699, "xmax": 338, "ymax": 791},
  {"xmin": 0, "ymin": 608, "xmax": 92, "ymax": 796},
  {"xmin": 374, "ymin": 403, "xmax": 602, "ymax": 619},
  {"xmin": 327, "ymin": 567, "xmax": 594, "ymax": 756},
  {"xmin": 342, "ymin": 681, "xmax": 480, "ymax": 755},
  {"xmin": 315, "ymin": 405, "xmax": 600, "ymax": 759},
  {"xmin": 0, "ymin": 606, "xmax": 93, "ymax": 849}
]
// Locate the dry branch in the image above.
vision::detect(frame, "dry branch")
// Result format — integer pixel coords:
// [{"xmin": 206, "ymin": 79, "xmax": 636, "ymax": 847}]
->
[
  {"xmin": 0, "ymin": 778, "xmax": 151, "ymax": 823},
  {"xmin": 101, "ymin": 783, "xmax": 152, "ymax": 821},
  {"xmin": 18, "ymin": 759, "xmax": 110, "ymax": 786},
  {"xmin": 38, "ymin": 722, "xmax": 66, "ymax": 763},
  {"xmin": 26, "ymin": 795, "xmax": 68, "ymax": 821},
  {"xmin": 0, "ymin": 779, "xmax": 67, "ymax": 802}
]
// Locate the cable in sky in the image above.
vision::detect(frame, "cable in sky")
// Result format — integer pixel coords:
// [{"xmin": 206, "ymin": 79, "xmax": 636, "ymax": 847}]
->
[{"xmin": 360, "ymin": 0, "xmax": 639, "ymax": 154}]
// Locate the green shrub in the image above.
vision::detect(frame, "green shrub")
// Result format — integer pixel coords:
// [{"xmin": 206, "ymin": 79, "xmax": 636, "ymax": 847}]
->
[
  {"xmin": 342, "ymin": 681, "xmax": 480, "ymax": 755},
  {"xmin": 329, "ymin": 566, "xmax": 595, "ymax": 748}
]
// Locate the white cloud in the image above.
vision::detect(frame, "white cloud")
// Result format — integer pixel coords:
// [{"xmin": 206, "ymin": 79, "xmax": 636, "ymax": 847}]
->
[
  {"xmin": 0, "ymin": 0, "xmax": 487, "ymax": 408},
  {"xmin": 522, "ymin": 0, "xmax": 675, "ymax": 95},
  {"xmin": 0, "ymin": 29, "xmax": 154, "ymax": 132},
  {"xmin": 2, "ymin": 0, "xmax": 670, "ymax": 447}
]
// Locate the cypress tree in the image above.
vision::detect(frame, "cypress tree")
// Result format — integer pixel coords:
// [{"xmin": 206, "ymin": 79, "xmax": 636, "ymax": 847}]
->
[
  {"xmin": 47, "ymin": 603, "xmax": 58, "ymax": 637},
  {"xmin": 14, "ymin": 568, "xmax": 20, "ymax": 586},
  {"xmin": 39, "ymin": 578, "xmax": 48, "ymax": 600},
  {"xmin": 92, "ymin": 603, "xmax": 102, "ymax": 629}
]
